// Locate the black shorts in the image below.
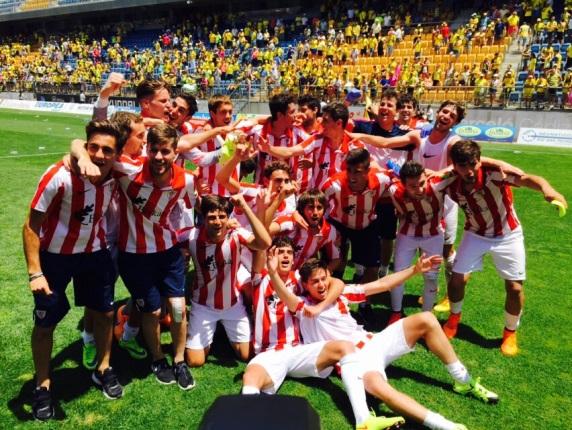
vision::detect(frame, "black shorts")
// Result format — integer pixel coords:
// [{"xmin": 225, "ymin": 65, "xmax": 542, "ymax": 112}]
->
[
  {"xmin": 34, "ymin": 249, "xmax": 116, "ymax": 327},
  {"xmin": 375, "ymin": 201, "xmax": 398, "ymax": 240},
  {"xmin": 328, "ymin": 218, "xmax": 381, "ymax": 267}
]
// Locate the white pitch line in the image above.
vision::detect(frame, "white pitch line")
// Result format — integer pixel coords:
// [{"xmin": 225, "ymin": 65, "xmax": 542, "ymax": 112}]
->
[
  {"xmin": 484, "ymin": 147, "xmax": 572, "ymax": 156},
  {"xmin": 0, "ymin": 152, "xmax": 66, "ymax": 159}
]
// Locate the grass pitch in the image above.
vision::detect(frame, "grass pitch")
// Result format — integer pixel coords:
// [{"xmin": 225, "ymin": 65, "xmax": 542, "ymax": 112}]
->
[{"xmin": 0, "ymin": 109, "xmax": 571, "ymax": 429}]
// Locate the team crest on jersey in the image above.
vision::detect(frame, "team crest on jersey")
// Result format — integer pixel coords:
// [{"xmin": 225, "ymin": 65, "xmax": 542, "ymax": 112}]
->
[
  {"xmin": 342, "ymin": 204, "xmax": 356, "ymax": 215},
  {"xmin": 319, "ymin": 162, "xmax": 330, "ymax": 170},
  {"xmin": 293, "ymin": 244, "xmax": 303, "ymax": 254},
  {"xmin": 74, "ymin": 204, "xmax": 94, "ymax": 225},
  {"xmin": 266, "ymin": 292, "xmax": 280, "ymax": 309},
  {"xmin": 132, "ymin": 196, "xmax": 147, "ymax": 207},
  {"xmin": 204, "ymin": 255, "xmax": 217, "ymax": 272},
  {"xmin": 35, "ymin": 309, "xmax": 46, "ymax": 319}
]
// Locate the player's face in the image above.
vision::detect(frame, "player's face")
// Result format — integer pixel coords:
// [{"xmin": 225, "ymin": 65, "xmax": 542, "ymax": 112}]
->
[
  {"xmin": 169, "ymin": 97, "xmax": 191, "ymax": 127},
  {"xmin": 86, "ymin": 133, "xmax": 118, "ymax": 181},
  {"xmin": 147, "ymin": 141, "xmax": 176, "ymax": 178},
  {"xmin": 275, "ymin": 245, "xmax": 294, "ymax": 274},
  {"xmin": 302, "ymin": 200, "xmax": 325, "ymax": 228},
  {"xmin": 347, "ymin": 162, "xmax": 369, "ymax": 192},
  {"xmin": 143, "ymin": 88, "xmax": 171, "ymax": 122},
  {"xmin": 398, "ymin": 102, "xmax": 416, "ymax": 123},
  {"xmin": 303, "ymin": 268, "xmax": 329, "ymax": 302},
  {"xmin": 299, "ymin": 104, "xmax": 317, "ymax": 127},
  {"xmin": 211, "ymin": 103, "xmax": 233, "ymax": 127},
  {"xmin": 454, "ymin": 159, "xmax": 481, "ymax": 184},
  {"xmin": 321, "ymin": 112, "xmax": 341, "ymax": 139},
  {"xmin": 205, "ymin": 209, "xmax": 229, "ymax": 240},
  {"xmin": 404, "ymin": 173, "xmax": 427, "ymax": 199},
  {"xmin": 377, "ymin": 97, "xmax": 397, "ymax": 125},
  {"xmin": 123, "ymin": 121, "xmax": 146, "ymax": 157},
  {"xmin": 268, "ymin": 169, "xmax": 291, "ymax": 193},
  {"xmin": 435, "ymin": 105, "xmax": 459, "ymax": 131},
  {"xmin": 281, "ymin": 103, "xmax": 298, "ymax": 128}
]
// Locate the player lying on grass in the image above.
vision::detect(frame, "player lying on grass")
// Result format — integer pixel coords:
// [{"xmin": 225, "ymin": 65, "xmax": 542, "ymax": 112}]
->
[
  {"xmin": 267, "ymin": 249, "xmax": 499, "ymax": 430},
  {"xmin": 242, "ymin": 237, "xmax": 406, "ymax": 430}
]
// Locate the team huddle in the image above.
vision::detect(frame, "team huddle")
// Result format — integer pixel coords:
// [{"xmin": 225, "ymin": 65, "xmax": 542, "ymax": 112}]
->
[{"xmin": 23, "ymin": 75, "xmax": 567, "ymax": 429}]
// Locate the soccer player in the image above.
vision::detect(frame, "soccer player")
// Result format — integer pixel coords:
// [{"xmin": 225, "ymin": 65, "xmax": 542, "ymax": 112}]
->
[
  {"xmin": 386, "ymin": 161, "xmax": 450, "ymax": 324},
  {"xmin": 321, "ymin": 148, "xmax": 391, "ymax": 284},
  {"xmin": 24, "ymin": 120, "xmax": 126, "ymax": 420},
  {"xmin": 269, "ymin": 253, "xmax": 499, "ymax": 430},
  {"xmin": 242, "ymin": 238, "xmax": 406, "ymax": 430},
  {"xmin": 182, "ymin": 194, "xmax": 271, "ymax": 368},
  {"xmin": 258, "ymin": 102, "xmax": 362, "ymax": 190},
  {"xmin": 297, "ymin": 94, "xmax": 323, "ymax": 136},
  {"xmin": 441, "ymin": 140, "xmax": 568, "ymax": 356},
  {"xmin": 73, "ymin": 123, "xmax": 197, "ymax": 388},
  {"xmin": 269, "ymin": 189, "xmax": 341, "ymax": 272}
]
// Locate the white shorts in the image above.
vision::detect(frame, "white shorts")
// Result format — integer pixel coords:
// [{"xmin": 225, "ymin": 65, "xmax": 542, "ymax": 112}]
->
[
  {"xmin": 247, "ymin": 342, "xmax": 332, "ymax": 394},
  {"xmin": 186, "ymin": 299, "xmax": 251, "ymax": 349},
  {"xmin": 443, "ymin": 196, "xmax": 458, "ymax": 246},
  {"xmin": 453, "ymin": 229, "xmax": 526, "ymax": 280},
  {"xmin": 358, "ymin": 320, "xmax": 414, "ymax": 380},
  {"xmin": 394, "ymin": 233, "xmax": 443, "ymax": 274}
]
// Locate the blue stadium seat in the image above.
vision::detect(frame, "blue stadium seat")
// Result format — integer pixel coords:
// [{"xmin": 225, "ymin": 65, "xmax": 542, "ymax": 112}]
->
[{"xmin": 531, "ymin": 44, "xmax": 540, "ymax": 54}]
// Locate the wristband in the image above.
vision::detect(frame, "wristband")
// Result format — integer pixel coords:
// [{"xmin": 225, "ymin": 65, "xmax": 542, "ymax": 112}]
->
[{"xmin": 29, "ymin": 272, "xmax": 44, "ymax": 282}]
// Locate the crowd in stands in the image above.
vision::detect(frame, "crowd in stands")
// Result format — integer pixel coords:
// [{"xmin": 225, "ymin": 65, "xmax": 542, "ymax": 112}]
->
[{"xmin": 0, "ymin": 1, "xmax": 571, "ymax": 108}]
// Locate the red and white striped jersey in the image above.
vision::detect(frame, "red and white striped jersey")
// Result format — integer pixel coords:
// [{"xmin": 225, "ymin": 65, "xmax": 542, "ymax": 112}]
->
[
  {"xmin": 321, "ymin": 169, "xmax": 391, "ymax": 230},
  {"xmin": 297, "ymin": 284, "xmax": 371, "ymax": 345},
  {"xmin": 300, "ymin": 133, "xmax": 364, "ymax": 190},
  {"xmin": 389, "ymin": 176, "xmax": 451, "ymax": 237},
  {"xmin": 183, "ymin": 226, "xmax": 252, "ymax": 310},
  {"xmin": 196, "ymin": 133, "xmax": 239, "ymax": 196},
  {"xmin": 444, "ymin": 167, "xmax": 521, "ymax": 238},
  {"xmin": 251, "ymin": 270, "xmax": 303, "ymax": 354},
  {"xmin": 114, "ymin": 157, "xmax": 197, "ymax": 253},
  {"xmin": 30, "ymin": 162, "xmax": 116, "ymax": 254},
  {"xmin": 274, "ymin": 215, "xmax": 341, "ymax": 269},
  {"xmin": 252, "ymin": 122, "xmax": 302, "ymax": 185}
]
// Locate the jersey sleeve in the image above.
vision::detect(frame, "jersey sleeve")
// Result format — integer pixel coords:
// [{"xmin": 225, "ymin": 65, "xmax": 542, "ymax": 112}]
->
[
  {"xmin": 182, "ymin": 173, "xmax": 198, "ymax": 208},
  {"xmin": 187, "ymin": 147, "xmax": 222, "ymax": 167},
  {"xmin": 341, "ymin": 284, "xmax": 367, "ymax": 303},
  {"xmin": 30, "ymin": 165, "xmax": 66, "ymax": 213}
]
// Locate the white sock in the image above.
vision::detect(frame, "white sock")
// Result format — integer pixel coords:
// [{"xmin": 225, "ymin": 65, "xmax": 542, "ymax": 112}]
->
[
  {"xmin": 122, "ymin": 323, "xmax": 140, "ymax": 341},
  {"xmin": 339, "ymin": 353, "xmax": 370, "ymax": 425},
  {"xmin": 390, "ymin": 284, "xmax": 404, "ymax": 312},
  {"xmin": 446, "ymin": 251, "xmax": 456, "ymax": 267},
  {"xmin": 504, "ymin": 311, "xmax": 520, "ymax": 331},
  {"xmin": 422, "ymin": 277, "xmax": 439, "ymax": 311},
  {"xmin": 82, "ymin": 330, "xmax": 94, "ymax": 345},
  {"xmin": 241, "ymin": 385, "xmax": 260, "ymax": 395},
  {"xmin": 423, "ymin": 411, "xmax": 457, "ymax": 430},
  {"xmin": 449, "ymin": 300, "xmax": 464, "ymax": 314},
  {"xmin": 446, "ymin": 360, "xmax": 471, "ymax": 384}
]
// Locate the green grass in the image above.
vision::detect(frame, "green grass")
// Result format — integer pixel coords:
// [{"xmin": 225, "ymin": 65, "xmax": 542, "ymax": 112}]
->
[{"xmin": 1, "ymin": 109, "xmax": 571, "ymax": 429}]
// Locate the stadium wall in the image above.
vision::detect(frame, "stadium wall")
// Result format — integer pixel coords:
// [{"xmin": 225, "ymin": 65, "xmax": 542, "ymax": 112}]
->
[{"xmin": 1, "ymin": 98, "xmax": 571, "ymax": 148}]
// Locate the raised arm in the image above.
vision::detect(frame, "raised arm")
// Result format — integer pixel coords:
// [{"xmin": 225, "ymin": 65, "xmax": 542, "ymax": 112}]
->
[
  {"xmin": 514, "ymin": 173, "xmax": 568, "ymax": 207},
  {"xmin": 231, "ymin": 193, "xmax": 272, "ymax": 251},
  {"xmin": 215, "ymin": 140, "xmax": 257, "ymax": 194},
  {"xmin": 93, "ymin": 72, "xmax": 126, "ymax": 120},
  {"xmin": 70, "ymin": 138, "xmax": 102, "ymax": 181},
  {"xmin": 361, "ymin": 254, "xmax": 443, "ymax": 296},
  {"xmin": 266, "ymin": 247, "xmax": 302, "ymax": 313},
  {"xmin": 177, "ymin": 123, "xmax": 237, "ymax": 152},
  {"xmin": 257, "ymin": 135, "xmax": 305, "ymax": 160},
  {"xmin": 347, "ymin": 129, "xmax": 421, "ymax": 149}
]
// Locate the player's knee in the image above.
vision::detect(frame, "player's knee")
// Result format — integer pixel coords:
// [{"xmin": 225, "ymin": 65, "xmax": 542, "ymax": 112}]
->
[
  {"xmin": 505, "ymin": 280, "xmax": 524, "ymax": 295},
  {"xmin": 185, "ymin": 348, "xmax": 206, "ymax": 367}
]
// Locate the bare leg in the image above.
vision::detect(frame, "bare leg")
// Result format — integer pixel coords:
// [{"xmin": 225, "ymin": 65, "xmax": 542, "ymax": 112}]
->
[
  {"xmin": 402, "ymin": 312, "xmax": 458, "ymax": 364},
  {"xmin": 448, "ymin": 272, "xmax": 469, "ymax": 304},
  {"xmin": 242, "ymin": 363, "xmax": 274, "ymax": 392},
  {"xmin": 504, "ymin": 280, "xmax": 524, "ymax": 317},
  {"xmin": 231, "ymin": 342, "xmax": 251, "ymax": 362},
  {"xmin": 32, "ymin": 325, "xmax": 55, "ymax": 389},
  {"xmin": 167, "ymin": 297, "xmax": 187, "ymax": 363},
  {"xmin": 141, "ymin": 309, "xmax": 163, "ymax": 362},
  {"xmin": 185, "ymin": 347, "xmax": 210, "ymax": 367},
  {"xmin": 93, "ymin": 309, "xmax": 114, "ymax": 372}
]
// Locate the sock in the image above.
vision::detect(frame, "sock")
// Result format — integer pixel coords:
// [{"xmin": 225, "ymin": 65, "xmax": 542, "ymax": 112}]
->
[
  {"xmin": 446, "ymin": 251, "xmax": 456, "ymax": 267},
  {"xmin": 422, "ymin": 276, "xmax": 439, "ymax": 311},
  {"xmin": 339, "ymin": 353, "xmax": 370, "ymax": 425},
  {"xmin": 390, "ymin": 284, "xmax": 404, "ymax": 312},
  {"xmin": 446, "ymin": 360, "xmax": 470, "ymax": 384},
  {"xmin": 449, "ymin": 300, "xmax": 464, "ymax": 315},
  {"xmin": 122, "ymin": 323, "xmax": 140, "ymax": 341},
  {"xmin": 82, "ymin": 330, "xmax": 94, "ymax": 345},
  {"xmin": 378, "ymin": 264, "xmax": 388, "ymax": 278},
  {"xmin": 423, "ymin": 411, "xmax": 457, "ymax": 430},
  {"xmin": 504, "ymin": 311, "xmax": 520, "ymax": 331},
  {"xmin": 241, "ymin": 385, "xmax": 260, "ymax": 395}
]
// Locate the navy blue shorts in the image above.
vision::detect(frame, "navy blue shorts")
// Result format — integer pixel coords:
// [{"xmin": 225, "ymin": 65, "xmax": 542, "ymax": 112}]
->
[
  {"xmin": 375, "ymin": 201, "xmax": 398, "ymax": 240},
  {"xmin": 118, "ymin": 246, "xmax": 185, "ymax": 313},
  {"xmin": 34, "ymin": 250, "xmax": 116, "ymax": 327},
  {"xmin": 328, "ymin": 218, "xmax": 381, "ymax": 268}
]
